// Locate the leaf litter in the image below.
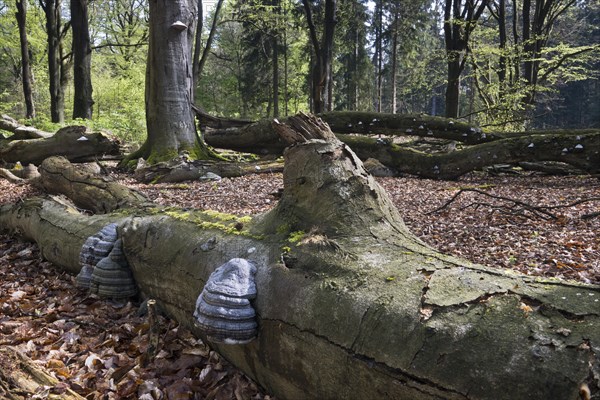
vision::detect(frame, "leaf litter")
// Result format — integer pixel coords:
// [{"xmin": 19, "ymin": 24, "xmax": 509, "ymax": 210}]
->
[{"xmin": 1, "ymin": 168, "xmax": 599, "ymax": 398}]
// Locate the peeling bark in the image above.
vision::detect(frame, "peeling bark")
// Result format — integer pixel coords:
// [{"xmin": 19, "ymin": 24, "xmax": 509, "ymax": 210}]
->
[
  {"xmin": 0, "ymin": 347, "xmax": 85, "ymax": 400},
  {"xmin": 1, "ymin": 115, "xmax": 598, "ymax": 400}
]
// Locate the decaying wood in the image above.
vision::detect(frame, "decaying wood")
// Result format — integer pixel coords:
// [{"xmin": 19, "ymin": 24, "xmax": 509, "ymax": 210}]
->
[
  {"xmin": 0, "ymin": 115, "xmax": 52, "ymax": 139},
  {"xmin": 203, "ymin": 114, "xmax": 599, "ymax": 180},
  {"xmin": 39, "ymin": 156, "xmax": 147, "ymax": 213},
  {"xmin": 192, "ymin": 104, "xmax": 254, "ymax": 130},
  {"xmin": 1, "ymin": 114, "xmax": 598, "ymax": 400},
  {"xmin": 338, "ymin": 131, "xmax": 600, "ymax": 179},
  {"xmin": 133, "ymin": 156, "xmax": 283, "ymax": 184},
  {"xmin": 0, "ymin": 126, "xmax": 122, "ymax": 165},
  {"xmin": 0, "ymin": 347, "xmax": 85, "ymax": 400}
]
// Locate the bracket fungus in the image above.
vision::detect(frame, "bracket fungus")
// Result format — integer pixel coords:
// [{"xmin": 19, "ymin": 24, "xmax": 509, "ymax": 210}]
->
[
  {"xmin": 90, "ymin": 238, "xmax": 138, "ymax": 300},
  {"xmin": 194, "ymin": 258, "xmax": 258, "ymax": 344},
  {"xmin": 76, "ymin": 223, "xmax": 118, "ymax": 289},
  {"xmin": 170, "ymin": 20, "xmax": 188, "ymax": 31}
]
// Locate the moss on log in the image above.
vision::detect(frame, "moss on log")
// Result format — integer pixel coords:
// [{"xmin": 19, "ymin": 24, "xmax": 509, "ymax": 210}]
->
[
  {"xmin": 1, "ymin": 115, "xmax": 598, "ymax": 400},
  {"xmin": 338, "ymin": 131, "xmax": 600, "ymax": 179}
]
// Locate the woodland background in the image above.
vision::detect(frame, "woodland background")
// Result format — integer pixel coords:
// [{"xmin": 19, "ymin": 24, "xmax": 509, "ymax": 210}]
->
[{"xmin": 0, "ymin": 0, "xmax": 598, "ymax": 144}]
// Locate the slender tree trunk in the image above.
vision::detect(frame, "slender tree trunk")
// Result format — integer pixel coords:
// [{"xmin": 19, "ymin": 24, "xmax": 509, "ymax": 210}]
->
[
  {"xmin": 302, "ymin": 0, "xmax": 336, "ymax": 114},
  {"xmin": 192, "ymin": 0, "xmax": 203, "ymax": 101},
  {"xmin": 41, "ymin": 0, "xmax": 64, "ymax": 123},
  {"xmin": 375, "ymin": 0, "xmax": 383, "ymax": 113},
  {"xmin": 71, "ymin": 0, "xmax": 94, "ymax": 119},
  {"xmin": 443, "ymin": 0, "xmax": 488, "ymax": 118},
  {"xmin": 496, "ymin": 0, "xmax": 507, "ymax": 89},
  {"xmin": 15, "ymin": 0, "xmax": 35, "ymax": 119},
  {"xmin": 391, "ymin": 9, "xmax": 399, "ymax": 114},
  {"xmin": 272, "ymin": 35, "xmax": 279, "ymax": 117},
  {"xmin": 445, "ymin": 58, "xmax": 461, "ymax": 118},
  {"xmin": 194, "ymin": 0, "xmax": 224, "ymax": 98}
]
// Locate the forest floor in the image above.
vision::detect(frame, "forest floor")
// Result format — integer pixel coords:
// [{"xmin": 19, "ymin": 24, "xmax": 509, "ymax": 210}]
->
[{"xmin": 1, "ymin": 168, "xmax": 599, "ymax": 399}]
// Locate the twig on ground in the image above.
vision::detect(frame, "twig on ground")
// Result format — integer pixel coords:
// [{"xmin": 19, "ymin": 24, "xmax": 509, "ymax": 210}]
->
[{"xmin": 426, "ymin": 188, "xmax": 600, "ymax": 220}]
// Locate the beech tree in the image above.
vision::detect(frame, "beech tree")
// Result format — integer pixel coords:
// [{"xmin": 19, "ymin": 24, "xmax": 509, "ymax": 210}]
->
[
  {"xmin": 15, "ymin": 0, "xmax": 35, "ymax": 119},
  {"xmin": 39, "ymin": 0, "xmax": 67, "ymax": 123},
  {"xmin": 302, "ymin": 0, "xmax": 336, "ymax": 114},
  {"xmin": 71, "ymin": 0, "xmax": 93, "ymax": 119},
  {"xmin": 443, "ymin": 0, "xmax": 488, "ymax": 118},
  {"xmin": 121, "ymin": 0, "xmax": 216, "ymax": 166}
]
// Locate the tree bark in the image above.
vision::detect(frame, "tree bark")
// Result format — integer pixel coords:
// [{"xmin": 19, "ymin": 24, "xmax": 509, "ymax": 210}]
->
[
  {"xmin": 302, "ymin": 0, "xmax": 336, "ymax": 114},
  {"xmin": 71, "ymin": 0, "xmax": 94, "ymax": 119},
  {"xmin": 123, "ymin": 0, "xmax": 216, "ymax": 167},
  {"xmin": 40, "ymin": 0, "xmax": 65, "ymax": 123},
  {"xmin": 15, "ymin": 0, "xmax": 36, "ymax": 119},
  {"xmin": 38, "ymin": 156, "xmax": 147, "ymax": 213},
  {"xmin": 0, "ymin": 126, "xmax": 121, "ymax": 165},
  {"xmin": 1, "ymin": 115, "xmax": 598, "ymax": 400}
]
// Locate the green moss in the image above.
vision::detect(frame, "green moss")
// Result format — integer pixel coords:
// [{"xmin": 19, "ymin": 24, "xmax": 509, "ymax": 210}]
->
[
  {"xmin": 147, "ymin": 148, "xmax": 179, "ymax": 165},
  {"xmin": 276, "ymin": 223, "xmax": 291, "ymax": 235},
  {"xmin": 201, "ymin": 209, "xmax": 238, "ymax": 222},
  {"xmin": 288, "ymin": 230, "xmax": 306, "ymax": 244}
]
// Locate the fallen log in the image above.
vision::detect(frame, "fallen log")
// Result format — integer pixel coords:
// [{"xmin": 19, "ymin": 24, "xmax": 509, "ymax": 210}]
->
[
  {"xmin": 1, "ymin": 114, "xmax": 598, "ymax": 400},
  {"xmin": 0, "ymin": 126, "xmax": 122, "ymax": 165},
  {"xmin": 338, "ymin": 131, "xmax": 600, "ymax": 179},
  {"xmin": 202, "ymin": 114, "xmax": 599, "ymax": 180},
  {"xmin": 38, "ymin": 156, "xmax": 147, "ymax": 213},
  {"xmin": 0, "ymin": 115, "xmax": 53, "ymax": 139},
  {"xmin": 133, "ymin": 157, "xmax": 284, "ymax": 184}
]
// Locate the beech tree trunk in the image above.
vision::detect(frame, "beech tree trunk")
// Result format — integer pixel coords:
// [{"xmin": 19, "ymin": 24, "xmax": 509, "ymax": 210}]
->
[
  {"xmin": 40, "ymin": 0, "xmax": 65, "ymax": 123},
  {"xmin": 71, "ymin": 0, "xmax": 94, "ymax": 119},
  {"xmin": 0, "ymin": 114, "xmax": 598, "ymax": 400},
  {"xmin": 123, "ymin": 0, "xmax": 216, "ymax": 167},
  {"xmin": 15, "ymin": 0, "xmax": 35, "ymax": 119}
]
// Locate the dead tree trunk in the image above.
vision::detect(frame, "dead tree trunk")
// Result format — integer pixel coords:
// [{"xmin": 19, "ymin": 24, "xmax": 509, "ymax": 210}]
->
[
  {"xmin": 0, "ymin": 115, "xmax": 52, "ymax": 139},
  {"xmin": 0, "ymin": 126, "xmax": 121, "ymax": 165},
  {"xmin": 0, "ymin": 114, "xmax": 598, "ymax": 400},
  {"xmin": 200, "ymin": 112, "xmax": 600, "ymax": 180}
]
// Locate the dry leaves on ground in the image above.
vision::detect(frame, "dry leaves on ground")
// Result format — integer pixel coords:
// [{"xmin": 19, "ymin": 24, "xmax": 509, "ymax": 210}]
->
[
  {"xmin": 0, "ymin": 167, "xmax": 599, "ymax": 399},
  {"xmin": 0, "ymin": 236, "xmax": 274, "ymax": 400}
]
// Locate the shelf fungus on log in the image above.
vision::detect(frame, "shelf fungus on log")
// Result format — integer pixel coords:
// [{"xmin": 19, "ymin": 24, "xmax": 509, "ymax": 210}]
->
[
  {"xmin": 76, "ymin": 223, "xmax": 119, "ymax": 289},
  {"xmin": 193, "ymin": 258, "xmax": 258, "ymax": 344},
  {"xmin": 90, "ymin": 238, "xmax": 138, "ymax": 300}
]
